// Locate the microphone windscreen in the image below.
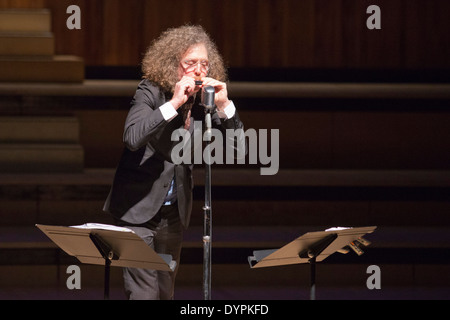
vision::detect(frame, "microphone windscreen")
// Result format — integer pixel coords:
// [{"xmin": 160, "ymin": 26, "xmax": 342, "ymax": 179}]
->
[{"xmin": 201, "ymin": 86, "xmax": 215, "ymax": 110}]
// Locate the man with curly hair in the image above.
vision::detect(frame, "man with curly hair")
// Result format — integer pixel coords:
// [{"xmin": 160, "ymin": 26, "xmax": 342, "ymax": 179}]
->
[{"xmin": 103, "ymin": 25, "xmax": 245, "ymax": 300}]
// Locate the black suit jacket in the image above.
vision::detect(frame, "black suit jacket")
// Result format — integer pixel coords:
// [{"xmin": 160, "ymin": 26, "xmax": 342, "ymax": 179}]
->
[{"xmin": 103, "ymin": 79, "xmax": 244, "ymax": 228}]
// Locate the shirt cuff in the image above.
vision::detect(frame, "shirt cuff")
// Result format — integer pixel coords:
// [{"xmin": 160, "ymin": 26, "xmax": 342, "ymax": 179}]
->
[
  {"xmin": 159, "ymin": 102, "xmax": 178, "ymax": 121},
  {"xmin": 217, "ymin": 100, "xmax": 236, "ymax": 119}
]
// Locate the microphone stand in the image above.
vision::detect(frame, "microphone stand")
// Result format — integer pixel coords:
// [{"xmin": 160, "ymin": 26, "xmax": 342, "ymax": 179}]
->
[
  {"xmin": 203, "ymin": 109, "xmax": 212, "ymax": 300},
  {"xmin": 201, "ymin": 86, "xmax": 215, "ymax": 300}
]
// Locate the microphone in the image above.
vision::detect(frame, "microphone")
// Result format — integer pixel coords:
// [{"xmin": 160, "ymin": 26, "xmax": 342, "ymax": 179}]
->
[{"xmin": 201, "ymin": 86, "xmax": 215, "ymax": 111}]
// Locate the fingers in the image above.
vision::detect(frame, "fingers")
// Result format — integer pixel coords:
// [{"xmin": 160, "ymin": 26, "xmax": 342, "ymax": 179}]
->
[
  {"xmin": 201, "ymin": 77, "xmax": 229, "ymax": 109},
  {"xmin": 179, "ymin": 76, "xmax": 196, "ymax": 94},
  {"xmin": 171, "ymin": 76, "xmax": 229, "ymax": 110},
  {"xmin": 201, "ymin": 77, "xmax": 226, "ymax": 92},
  {"xmin": 171, "ymin": 76, "xmax": 197, "ymax": 109}
]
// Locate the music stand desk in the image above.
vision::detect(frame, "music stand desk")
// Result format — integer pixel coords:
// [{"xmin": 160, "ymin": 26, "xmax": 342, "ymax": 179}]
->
[
  {"xmin": 249, "ymin": 226, "xmax": 377, "ymax": 299},
  {"xmin": 36, "ymin": 224, "xmax": 176, "ymax": 299}
]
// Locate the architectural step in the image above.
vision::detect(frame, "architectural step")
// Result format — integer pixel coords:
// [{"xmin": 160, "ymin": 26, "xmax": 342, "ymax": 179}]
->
[
  {"xmin": 0, "ymin": 168, "xmax": 448, "ymax": 187},
  {"xmin": 0, "ymin": 80, "xmax": 449, "ymax": 99},
  {"xmin": 1, "ymin": 262, "xmax": 449, "ymax": 296},
  {"xmin": 0, "ymin": 117, "xmax": 79, "ymax": 143},
  {"xmin": 0, "ymin": 169, "xmax": 449, "ymax": 226},
  {"xmin": 0, "ymin": 32, "xmax": 54, "ymax": 56},
  {"xmin": 2, "ymin": 193, "xmax": 450, "ymax": 229},
  {"xmin": 2, "ymin": 225, "xmax": 450, "ymax": 255},
  {"xmin": 0, "ymin": 9, "xmax": 51, "ymax": 33},
  {"xmin": 1, "ymin": 226, "xmax": 449, "ymax": 296},
  {"xmin": 0, "ymin": 143, "xmax": 83, "ymax": 173},
  {"xmin": 0, "ymin": 55, "xmax": 84, "ymax": 83}
]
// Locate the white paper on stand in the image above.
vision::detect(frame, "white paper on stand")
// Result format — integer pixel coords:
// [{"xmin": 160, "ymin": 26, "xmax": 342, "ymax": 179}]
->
[
  {"xmin": 325, "ymin": 226, "xmax": 352, "ymax": 232},
  {"xmin": 70, "ymin": 223, "xmax": 135, "ymax": 233}
]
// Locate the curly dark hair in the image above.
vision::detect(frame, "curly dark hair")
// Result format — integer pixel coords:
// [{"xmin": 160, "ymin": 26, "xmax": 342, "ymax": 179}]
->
[{"xmin": 142, "ymin": 25, "xmax": 227, "ymax": 94}]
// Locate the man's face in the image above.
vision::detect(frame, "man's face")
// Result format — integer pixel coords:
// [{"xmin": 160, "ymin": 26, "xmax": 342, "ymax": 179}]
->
[{"xmin": 178, "ymin": 43, "xmax": 209, "ymax": 83}]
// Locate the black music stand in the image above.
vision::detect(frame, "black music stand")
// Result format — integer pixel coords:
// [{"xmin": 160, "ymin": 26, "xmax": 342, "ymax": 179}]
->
[
  {"xmin": 248, "ymin": 226, "xmax": 377, "ymax": 300},
  {"xmin": 36, "ymin": 223, "xmax": 176, "ymax": 300}
]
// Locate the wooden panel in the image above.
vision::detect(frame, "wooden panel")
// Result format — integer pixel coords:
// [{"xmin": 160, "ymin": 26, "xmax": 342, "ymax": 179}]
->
[
  {"xmin": 74, "ymin": 110, "xmax": 127, "ymax": 168},
  {"xmin": 1, "ymin": 0, "xmax": 448, "ymax": 68},
  {"xmin": 333, "ymin": 112, "xmax": 450, "ymax": 169},
  {"xmin": 73, "ymin": 109, "xmax": 450, "ymax": 170}
]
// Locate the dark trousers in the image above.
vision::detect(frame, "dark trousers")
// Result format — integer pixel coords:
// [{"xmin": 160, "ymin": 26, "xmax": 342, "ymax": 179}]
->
[{"xmin": 117, "ymin": 203, "xmax": 183, "ymax": 300}]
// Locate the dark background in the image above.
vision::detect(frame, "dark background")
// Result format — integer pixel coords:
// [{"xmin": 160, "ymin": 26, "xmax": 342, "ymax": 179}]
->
[{"xmin": 0, "ymin": 0, "xmax": 449, "ymax": 299}]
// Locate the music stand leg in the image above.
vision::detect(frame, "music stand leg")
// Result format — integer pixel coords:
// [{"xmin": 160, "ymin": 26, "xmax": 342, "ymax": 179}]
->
[
  {"xmin": 89, "ymin": 234, "xmax": 118, "ymax": 300},
  {"xmin": 309, "ymin": 256, "xmax": 316, "ymax": 300},
  {"xmin": 299, "ymin": 233, "xmax": 338, "ymax": 301},
  {"xmin": 104, "ymin": 258, "xmax": 111, "ymax": 300}
]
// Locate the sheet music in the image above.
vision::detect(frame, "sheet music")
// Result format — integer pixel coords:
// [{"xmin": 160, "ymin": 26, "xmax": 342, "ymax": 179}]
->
[
  {"xmin": 325, "ymin": 226, "xmax": 352, "ymax": 232},
  {"xmin": 70, "ymin": 223, "xmax": 135, "ymax": 233}
]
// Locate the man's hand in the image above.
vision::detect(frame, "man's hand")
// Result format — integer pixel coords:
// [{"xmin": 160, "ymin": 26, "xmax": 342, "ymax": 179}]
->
[
  {"xmin": 201, "ymin": 77, "xmax": 231, "ymax": 111},
  {"xmin": 170, "ymin": 76, "xmax": 200, "ymax": 109}
]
